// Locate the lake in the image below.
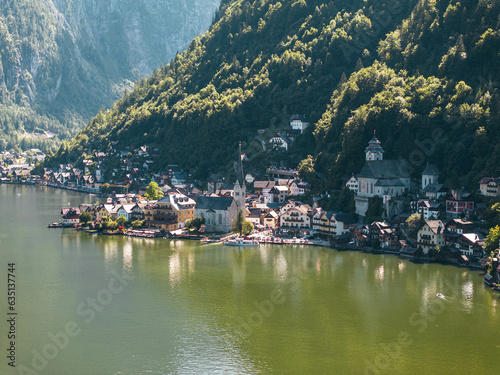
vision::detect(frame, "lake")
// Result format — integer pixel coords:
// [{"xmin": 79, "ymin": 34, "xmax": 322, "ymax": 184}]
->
[{"xmin": 0, "ymin": 184, "xmax": 498, "ymax": 374}]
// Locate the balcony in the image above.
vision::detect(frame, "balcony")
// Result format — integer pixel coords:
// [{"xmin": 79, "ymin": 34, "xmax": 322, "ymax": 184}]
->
[{"xmin": 284, "ymin": 217, "xmax": 305, "ymax": 223}]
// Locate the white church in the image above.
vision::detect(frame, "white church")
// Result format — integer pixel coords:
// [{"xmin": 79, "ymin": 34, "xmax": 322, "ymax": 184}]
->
[{"xmin": 356, "ymin": 133, "xmax": 411, "ymax": 198}]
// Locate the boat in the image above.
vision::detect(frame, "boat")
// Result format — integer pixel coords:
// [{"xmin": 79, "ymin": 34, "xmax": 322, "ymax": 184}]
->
[
  {"xmin": 223, "ymin": 238, "xmax": 259, "ymax": 247},
  {"xmin": 47, "ymin": 222, "xmax": 63, "ymax": 228},
  {"xmin": 436, "ymin": 293, "xmax": 445, "ymax": 299}
]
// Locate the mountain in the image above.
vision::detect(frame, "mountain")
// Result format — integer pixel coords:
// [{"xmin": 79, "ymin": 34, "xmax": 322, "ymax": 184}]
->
[
  {"xmin": 0, "ymin": 0, "xmax": 219, "ymax": 151},
  {"xmin": 45, "ymin": 0, "xmax": 500, "ymax": 191}
]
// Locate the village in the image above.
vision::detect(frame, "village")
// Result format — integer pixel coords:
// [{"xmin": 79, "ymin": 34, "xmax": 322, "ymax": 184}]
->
[{"xmin": 2, "ymin": 116, "xmax": 500, "ymax": 290}]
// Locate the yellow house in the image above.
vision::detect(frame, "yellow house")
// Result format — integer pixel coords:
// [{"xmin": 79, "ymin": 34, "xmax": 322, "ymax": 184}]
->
[{"xmin": 145, "ymin": 192, "xmax": 195, "ymax": 231}]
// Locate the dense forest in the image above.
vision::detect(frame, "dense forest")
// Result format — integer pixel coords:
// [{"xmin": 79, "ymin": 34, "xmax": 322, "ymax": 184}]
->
[
  {"xmin": 0, "ymin": 0, "xmax": 218, "ymax": 152},
  {"xmin": 45, "ymin": 0, "xmax": 500, "ymax": 190}
]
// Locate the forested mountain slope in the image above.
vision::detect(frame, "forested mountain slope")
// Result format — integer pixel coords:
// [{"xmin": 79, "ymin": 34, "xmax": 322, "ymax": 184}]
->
[{"xmin": 47, "ymin": 0, "xmax": 500, "ymax": 190}]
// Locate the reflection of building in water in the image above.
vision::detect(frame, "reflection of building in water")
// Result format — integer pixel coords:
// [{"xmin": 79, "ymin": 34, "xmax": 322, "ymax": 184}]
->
[
  {"xmin": 104, "ymin": 241, "xmax": 119, "ymax": 263},
  {"xmin": 123, "ymin": 241, "xmax": 133, "ymax": 272},
  {"xmin": 169, "ymin": 252, "xmax": 181, "ymax": 288},
  {"xmin": 273, "ymin": 252, "xmax": 288, "ymax": 283}
]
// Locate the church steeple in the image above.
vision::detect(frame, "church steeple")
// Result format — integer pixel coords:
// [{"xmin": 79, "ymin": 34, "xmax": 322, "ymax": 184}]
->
[
  {"xmin": 365, "ymin": 130, "xmax": 384, "ymax": 161},
  {"xmin": 234, "ymin": 142, "xmax": 246, "ymax": 215}
]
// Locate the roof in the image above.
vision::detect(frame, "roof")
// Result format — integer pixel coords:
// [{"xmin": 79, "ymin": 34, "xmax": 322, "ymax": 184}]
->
[
  {"xmin": 289, "ymin": 114, "xmax": 308, "ymax": 122},
  {"xmin": 425, "ymin": 220, "xmax": 445, "ymax": 235},
  {"xmin": 375, "ymin": 178, "xmax": 405, "ymax": 187},
  {"xmin": 479, "ymin": 177, "xmax": 500, "ymax": 184},
  {"xmin": 422, "ymin": 164, "xmax": 440, "ymax": 176},
  {"xmin": 423, "ymin": 183, "xmax": 446, "ymax": 193},
  {"xmin": 461, "ymin": 233, "xmax": 483, "ymax": 244},
  {"xmin": 358, "ymin": 160, "xmax": 410, "ymax": 179},
  {"xmin": 264, "ymin": 211, "xmax": 278, "ymax": 219},
  {"xmin": 195, "ymin": 196, "xmax": 235, "ymax": 211},
  {"xmin": 254, "ymin": 181, "xmax": 276, "ymax": 189}
]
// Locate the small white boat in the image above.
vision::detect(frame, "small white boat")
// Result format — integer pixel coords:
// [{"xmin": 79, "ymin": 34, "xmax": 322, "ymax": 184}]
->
[
  {"xmin": 223, "ymin": 238, "xmax": 259, "ymax": 247},
  {"xmin": 436, "ymin": 293, "xmax": 445, "ymax": 299}
]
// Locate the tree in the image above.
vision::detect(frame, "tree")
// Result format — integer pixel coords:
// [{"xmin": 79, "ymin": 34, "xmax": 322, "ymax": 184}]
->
[
  {"xmin": 406, "ymin": 213, "xmax": 421, "ymax": 229},
  {"xmin": 365, "ymin": 196, "xmax": 384, "ymax": 222},
  {"xmin": 185, "ymin": 217, "xmax": 205, "ymax": 232},
  {"xmin": 232, "ymin": 209, "xmax": 247, "ymax": 236},
  {"xmin": 242, "ymin": 221, "xmax": 254, "ymax": 236},
  {"xmin": 485, "ymin": 225, "xmax": 500, "ymax": 255},
  {"xmin": 131, "ymin": 220, "xmax": 144, "ymax": 229},
  {"xmin": 117, "ymin": 216, "xmax": 127, "ymax": 227},
  {"xmin": 80, "ymin": 212, "xmax": 93, "ymax": 226},
  {"xmin": 144, "ymin": 181, "xmax": 163, "ymax": 201}
]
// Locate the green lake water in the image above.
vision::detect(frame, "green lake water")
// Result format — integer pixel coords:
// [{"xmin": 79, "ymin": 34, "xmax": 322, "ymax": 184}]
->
[{"xmin": 0, "ymin": 184, "xmax": 499, "ymax": 374}]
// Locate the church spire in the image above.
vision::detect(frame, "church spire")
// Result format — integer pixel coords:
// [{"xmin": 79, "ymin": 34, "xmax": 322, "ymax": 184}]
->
[
  {"xmin": 365, "ymin": 131, "xmax": 384, "ymax": 161},
  {"xmin": 237, "ymin": 141, "xmax": 244, "ymax": 186}
]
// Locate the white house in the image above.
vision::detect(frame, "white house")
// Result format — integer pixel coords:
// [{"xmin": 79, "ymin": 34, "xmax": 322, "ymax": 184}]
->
[
  {"xmin": 269, "ymin": 133, "xmax": 292, "ymax": 151},
  {"xmin": 116, "ymin": 204, "xmax": 136, "ymax": 222},
  {"xmin": 289, "ymin": 115, "xmax": 309, "ymax": 134},
  {"xmin": 279, "ymin": 206, "xmax": 310, "ymax": 230},
  {"xmin": 346, "ymin": 175, "xmax": 358, "ymax": 194}
]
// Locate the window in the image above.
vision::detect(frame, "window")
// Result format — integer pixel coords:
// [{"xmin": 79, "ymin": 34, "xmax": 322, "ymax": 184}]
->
[{"xmin": 219, "ymin": 214, "xmax": 222, "ymax": 224}]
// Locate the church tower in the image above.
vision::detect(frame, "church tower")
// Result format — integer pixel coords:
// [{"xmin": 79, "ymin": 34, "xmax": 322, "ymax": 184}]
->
[
  {"xmin": 422, "ymin": 164, "xmax": 439, "ymax": 190},
  {"xmin": 234, "ymin": 142, "xmax": 246, "ymax": 215},
  {"xmin": 365, "ymin": 130, "xmax": 384, "ymax": 161}
]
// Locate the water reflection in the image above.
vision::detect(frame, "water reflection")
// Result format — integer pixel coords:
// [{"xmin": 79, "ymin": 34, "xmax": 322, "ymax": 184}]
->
[
  {"xmin": 273, "ymin": 252, "xmax": 288, "ymax": 283},
  {"xmin": 169, "ymin": 252, "xmax": 181, "ymax": 288},
  {"xmin": 462, "ymin": 281, "xmax": 474, "ymax": 312},
  {"xmin": 374, "ymin": 264, "xmax": 384, "ymax": 282},
  {"xmin": 104, "ymin": 241, "xmax": 119, "ymax": 263},
  {"xmin": 123, "ymin": 240, "xmax": 133, "ymax": 272}
]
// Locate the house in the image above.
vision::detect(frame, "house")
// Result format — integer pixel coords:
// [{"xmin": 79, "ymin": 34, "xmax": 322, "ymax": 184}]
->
[
  {"xmin": 417, "ymin": 220, "xmax": 446, "ymax": 254},
  {"xmin": 145, "ymin": 192, "xmax": 196, "ymax": 231},
  {"xmin": 345, "ymin": 175, "xmax": 359, "ymax": 194},
  {"xmin": 130, "ymin": 203, "xmax": 146, "ymax": 222},
  {"xmin": 269, "ymin": 185, "xmax": 288, "ymax": 203},
  {"xmin": 95, "ymin": 204, "xmax": 118, "ymax": 220},
  {"xmin": 352, "ymin": 224, "xmax": 370, "ymax": 245},
  {"xmin": 289, "ymin": 180, "xmax": 310, "ymax": 196},
  {"xmin": 254, "ymin": 181, "xmax": 276, "ymax": 195},
  {"xmin": 61, "ymin": 208, "xmax": 80, "ymax": 226},
  {"xmin": 207, "ymin": 174, "xmax": 225, "ymax": 194},
  {"xmin": 195, "ymin": 196, "xmax": 237, "ymax": 233},
  {"xmin": 246, "ymin": 208, "xmax": 262, "ymax": 227},
  {"xmin": 331, "ymin": 213, "xmax": 357, "ymax": 237},
  {"xmin": 449, "ymin": 233, "xmax": 485, "ymax": 258},
  {"xmin": 479, "ymin": 177, "xmax": 500, "ymax": 197},
  {"xmin": 414, "ymin": 200, "xmax": 441, "ymax": 220},
  {"xmin": 279, "ymin": 205, "xmax": 311, "ymax": 231},
  {"xmin": 356, "ymin": 134, "xmax": 410, "ymax": 199},
  {"xmin": 289, "ymin": 114, "xmax": 309, "ymax": 134},
  {"xmin": 263, "ymin": 210, "xmax": 279, "ymax": 229},
  {"xmin": 446, "ymin": 189, "xmax": 475, "ymax": 218},
  {"xmin": 423, "ymin": 183, "xmax": 448, "ymax": 199},
  {"xmin": 370, "ymin": 222, "xmax": 400, "ymax": 248},
  {"xmin": 269, "ymin": 132, "xmax": 293, "ymax": 151},
  {"xmin": 116, "ymin": 205, "xmax": 136, "ymax": 222}
]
